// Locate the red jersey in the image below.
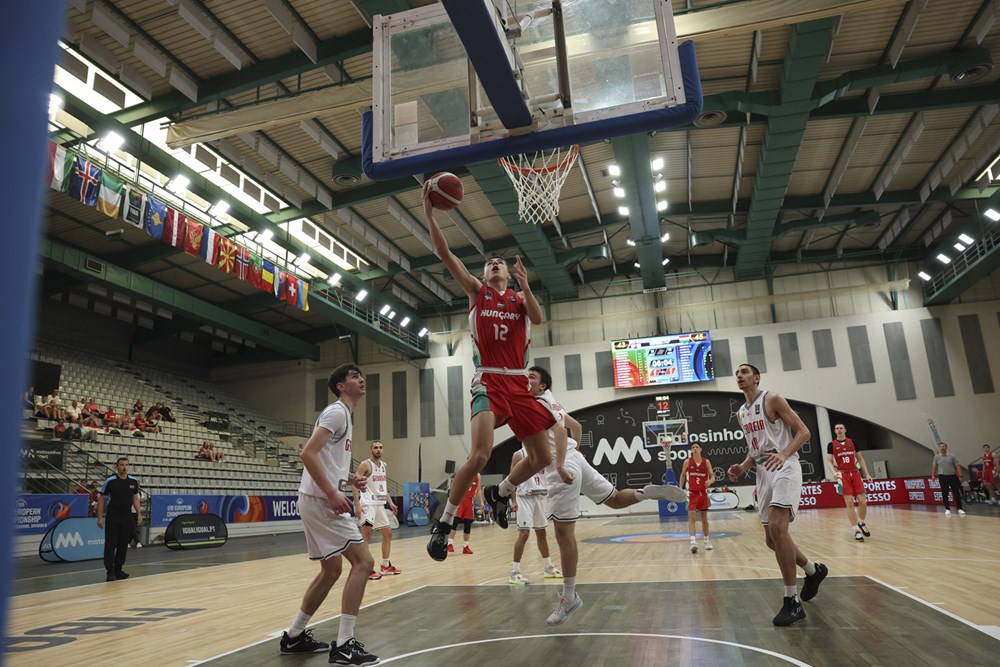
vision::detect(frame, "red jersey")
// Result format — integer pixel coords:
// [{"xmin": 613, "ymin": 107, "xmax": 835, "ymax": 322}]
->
[
  {"xmin": 828, "ymin": 438, "xmax": 859, "ymax": 472},
  {"xmin": 983, "ymin": 451, "xmax": 995, "ymax": 473},
  {"xmin": 686, "ymin": 458, "xmax": 709, "ymax": 491},
  {"xmin": 470, "ymin": 284, "xmax": 530, "ymax": 371},
  {"xmin": 457, "ymin": 475, "xmax": 480, "ymax": 519}
]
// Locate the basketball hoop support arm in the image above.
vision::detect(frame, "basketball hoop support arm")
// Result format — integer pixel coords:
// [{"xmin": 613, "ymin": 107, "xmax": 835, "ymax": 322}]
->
[{"xmin": 551, "ymin": 1, "xmax": 574, "ymax": 122}]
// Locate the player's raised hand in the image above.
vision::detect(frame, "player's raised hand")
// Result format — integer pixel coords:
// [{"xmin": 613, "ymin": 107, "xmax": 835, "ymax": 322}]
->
[{"xmin": 513, "ymin": 255, "xmax": 528, "ymax": 285}]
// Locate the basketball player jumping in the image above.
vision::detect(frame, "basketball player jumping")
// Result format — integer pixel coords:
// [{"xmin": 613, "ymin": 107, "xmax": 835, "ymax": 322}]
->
[
  {"xmin": 681, "ymin": 442, "xmax": 715, "ymax": 553},
  {"xmin": 729, "ymin": 364, "xmax": 828, "ymax": 627},
  {"xmin": 827, "ymin": 424, "xmax": 873, "ymax": 541},
  {"xmin": 422, "ymin": 189, "xmax": 563, "ymax": 561},
  {"xmin": 354, "ymin": 440, "xmax": 401, "ymax": 580}
]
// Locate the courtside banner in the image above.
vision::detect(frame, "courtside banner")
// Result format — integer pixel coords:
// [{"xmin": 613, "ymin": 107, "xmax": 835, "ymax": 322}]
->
[
  {"xmin": 38, "ymin": 517, "xmax": 104, "ymax": 562},
  {"xmin": 164, "ymin": 513, "xmax": 228, "ymax": 550},
  {"xmin": 798, "ymin": 476, "xmax": 942, "ymax": 510},
  {"xmin": 151, "ymin": 494, "xmax": 301, "ymax": 527},
  {"xmin": 14, "ymin": 494, "xmax": 88, "ymax": 535}
]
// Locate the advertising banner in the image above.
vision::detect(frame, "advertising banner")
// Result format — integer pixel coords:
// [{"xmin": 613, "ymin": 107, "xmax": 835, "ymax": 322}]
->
[
  {"xmin": 14, "ymin": 494, "xmax": 88, "ymax": 535},
  {"xmin": 38, "ymin": 517, "xmax": 104, "ymax": 562},
  {"xmin": 798, "ymin": 476, "xmax": 943, "ymax": 510},
  {"xmin": 164, "ymin": 513, "xmax": 228, "ymax": 550},
  {"xmin": 402, "ymin": 482, "xmax": 431, "ymax": 525},
  {"xmin": 20, "ymin": 442, "xmax": 65, "ymax": 470},
  {"xmin": 150, "ymin": 494, "xmax": 301, "ymax": 527}
]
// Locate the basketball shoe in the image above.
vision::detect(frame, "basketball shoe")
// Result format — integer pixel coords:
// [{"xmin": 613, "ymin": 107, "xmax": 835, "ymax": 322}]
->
[
  {"xmin": 772, "ymin": 596, "xmax": 806, "ymax": 626},
  {"xmin": 426, "ymin": 519, "xmax": 451, "ymax": 561},
  {"xmin": 380, "ymin": 562, "xmax": 401, "ymax": 576},
  {"xmin": 329, "ymin": 637, "xmax": 379, "ymax": 665},
  {"xmin": 463, "ymin": 544, "xmax": 473, "ymax": 555},
  {"xmin": 544, "ymin": 565, "xmax": 563, "ymax": 578},
  {"xmin": 546, "ymin": 593, "xmax": 583, "ymax": 625},
  {"xmin": 483, "ymin": 485, "xmax": 510, "ymax": 528},
  {"xmin": 640, "ymin": 484, "xmax": 689, "ymax": 503},
  {"xmin": 509, "ymin": 572, "xmax": 530, "ymax": 585},
  {"xmin": 704, "ymin": 539, "xmax": 713, "ymax": 551},
  {"xmin": 854, "ymin": 529, "xmax": 864, "ymax": 542},
  {"xmin": 858, "ymin": 522, "xmax": 871, "ymax": 537},
  {"xmin": 800, "ymin": 563, "xmax": 828, "ymax": 602},
  {"xmin": 279, "ymin": 629, "xmax": 328, "ymax": 654},
  {"xmin": 367, "ymin": 570, "xmax": 382, "ymax": 581},
  {"xmin": 690, "ymin": 539, "xmax": 698, "ymax": 553}
]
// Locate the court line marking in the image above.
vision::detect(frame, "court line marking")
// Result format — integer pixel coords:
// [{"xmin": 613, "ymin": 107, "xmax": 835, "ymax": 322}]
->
[
  {"xmin": 375, "ymin": 632, "xmax": 814, "ymax": 666},
  {"xmin": 864, "ymin": 576, "xmax": 998, "ymax": 638},
  {"xmin": 185, "ymin": 584, "xmax": 428, "ymax": 666}
]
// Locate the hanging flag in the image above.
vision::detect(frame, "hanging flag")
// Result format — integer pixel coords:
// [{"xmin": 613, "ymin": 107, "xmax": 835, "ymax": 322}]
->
[
  {"xmin": 67, "ymin": 156, "xmax": 102, "ymax": 206},
  {"xmin": 143, "ymin": 195, "xmax": 167, "ymax": 239},
  {"xmin": 216, "ymin": 237, "xmax": 236, "ymax": 273},
  {"xmin": 274, "ymin": 267, "xmax": 287, "ymax": 301},
  {"xmin": 95, "ymin": 172, "xmax": 124, "ymax": 218},
  {"xmin": 201, "ymin": 228, "xmax": 219, "ymax": 264},
  {"xmin": 285, "ymin": 275, "xmax": 299, "ymax": 306},
  {"xmin": 248, "ymin": 253, "xmax": 263, "ymax": 289},
  {"xmin": 261, "ymin": 259, "xmax": 275, "ymax": 293},
  {"xmin": 234, "ymin": 245, "xmax": 250, "ymax": 281},
  {"xmin": 163, "ymin": 209, "xmax": 187, "ymax": 248},
  {"xmin": 298, "ymin": 280, "xmax": 309, "ymax": 312},
  {"xmin": 184, "ymin": 218, "xmax": 204, "ymax": 256},
  {"xmin": 46, "ymin": 141, "xmax": 73, "ymax": 192},
  {"xmin": 123, "ymin": 188, "xmax": 144, "ymax": 228}
]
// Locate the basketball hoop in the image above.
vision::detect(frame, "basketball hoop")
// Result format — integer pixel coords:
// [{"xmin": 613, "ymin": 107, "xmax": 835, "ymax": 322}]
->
[{"xmin": 498, "ymin": 144, "xmax": 579, "ymax": 226}]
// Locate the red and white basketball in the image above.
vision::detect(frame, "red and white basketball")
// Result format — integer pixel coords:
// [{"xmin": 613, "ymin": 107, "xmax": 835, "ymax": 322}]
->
[{"xmin": 425, "ymin": 172, "xmax": 464, "ymax": 210}]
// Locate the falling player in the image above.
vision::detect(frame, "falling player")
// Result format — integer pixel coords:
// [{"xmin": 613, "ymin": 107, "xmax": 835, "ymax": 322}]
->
[
  {"xmin": 681, "ymin": 442, "xmax": 715, "ymax": 553},
  {"xmin": 353, "ymin": 440, "xmax": 401, "ymax": 580},
  {"xmin": 826, "ymin": 424, "xmax": 873, "ymax": 541}
]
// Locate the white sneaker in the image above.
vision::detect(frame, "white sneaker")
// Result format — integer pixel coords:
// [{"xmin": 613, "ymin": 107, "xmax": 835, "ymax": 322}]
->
[
  {"xmin": 544, "ymin": 566, "xmax": 563, "ymax": 579},
  {"xmin": 690, "ymin": 540, "xmax": 698, "ymax": 553},
  {"xmin": 641, "ymin": 484, "xmax": 688, "ymax": 503},
  {"xmin": 945, "ymin": 509, "xmax": 951, "ymax": 515},
  {"xmin": 546, "ymin": 594, "xmax": 583, "ymax": 625},
  {"xmin": 704, "ymin": 539, "xmax": 713, "ymax": 551},
  {"xmin": 508, "ymin": 572, "xmax": 530, "ymax": 586},
  {"xmin": 958, "ymin": 509, "xmax": 966, "ymax": 515}
]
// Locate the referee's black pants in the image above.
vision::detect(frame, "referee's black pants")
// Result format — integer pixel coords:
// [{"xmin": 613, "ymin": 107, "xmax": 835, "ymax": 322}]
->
[
  {"xmin": 104, "ymin": 514, "xmax": 132, "ymax": 574},
  {"xmin": 938, "ymin": 474, "xmax": 963, "ymax": 510}
]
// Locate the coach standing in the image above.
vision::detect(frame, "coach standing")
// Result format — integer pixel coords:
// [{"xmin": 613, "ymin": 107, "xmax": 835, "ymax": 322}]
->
[
  {"xmin": 98, "ymin": 457, "xmax": 142, "ymax": 581},
  {"xmin": 931, "ymin": 443, "xmax": 965, "ymax": 516}
]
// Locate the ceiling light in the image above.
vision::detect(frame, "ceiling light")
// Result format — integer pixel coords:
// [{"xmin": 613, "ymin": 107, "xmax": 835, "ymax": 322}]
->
[
  {"xmin": 380, "ymin": 304, "xmax": 390, "ymax": 315},
  {"xmin": 656, "ymin": 200, "xmax": 668, "ymax": 211},
  {"xmin": 618, "ymin": 206, "xmax": 629, "ymax": 216},
  {"xmin": 936, "ymin": 254, "xmax": 951, "ymax": 264},
  {"xmin": 327, "ymin": 272, "xmax": 342, "ymax": 285},
  {"xmin": 418, "ymin": 327, "xmax": 428, "ymax": 338},
  {"xmin": 662, "ymin": 258, "xmax": 670, "ymax": 266},
  {"xmin": 633, "ymin": 262, "xmax": 641, "ymax": 269},
  {"xmin": 295, "ymin": 252, "xmax": 310, "ymax": 266},
  {"xmin": 626, "ymin": 238, "xmax": 636, "ymax": 246},
  {"xmin": 608, "ymin": 164, "xmax": 621, "ymax": 176},
  {"xmin": 985, "ymin": 208, "xmax": 1000, "ymax": 221},
  {"xmin": 661, "ymin": 232, "xmax": 670, "ymax": 243},
  {"xmin": 49, "ymin": 93, "xmax": 63, "ymax": 114},
  {"xmin": 650, "ymin": 157, "xmax": 664, "ymax": 170},
  {"xmin": 167, "ymin": 175, "xmax": 190, "ymax": 193},
  {"xmin": 917, "ymin": 271, "xmax": 931, "ymax": 281},
  {"xmin": 99, "ymin": 132, "xmax": 125, "ymax": 153},
  {"xmin": 400, "ymin": 316, "xmax": 411, "ymax": 327},
  {"xmin": 958, "ymin": 233, "xmax": 974, "ymax": 244},
  {"xmin": 654, "ymin": 180, "xmax": 667, "ymax": 193},
  {"xmin": 355, "ymin": 289, "xmax": 368, "ymax": 302},
  {"xmin": 388, "ymin": 311, "xmax": 396, "ymax": 320},
  {"xmin": 211, "ymin": 200, "xmax": 230, "ymax": 216},
  {"xmin": 258, "ymin": 229, "xmax": 274, "ymax": 243},
  {"xmin": 613, "ymin": 187, "xmax": 625, "ymax": 198},
  {"xmin": 953, "ymin": 242, "xmax": 966, "ymax": 252}
]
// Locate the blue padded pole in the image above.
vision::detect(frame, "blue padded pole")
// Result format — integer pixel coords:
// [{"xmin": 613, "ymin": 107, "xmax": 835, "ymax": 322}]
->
[{"xmin": 440, "ymin": 0, "xmax": 533, "ymax": 129}]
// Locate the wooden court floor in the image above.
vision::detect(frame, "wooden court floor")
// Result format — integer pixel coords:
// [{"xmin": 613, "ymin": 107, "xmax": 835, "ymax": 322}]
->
[{"xmin": 6, "ymin": 504, "xmax": 1000, "ymax": 666}]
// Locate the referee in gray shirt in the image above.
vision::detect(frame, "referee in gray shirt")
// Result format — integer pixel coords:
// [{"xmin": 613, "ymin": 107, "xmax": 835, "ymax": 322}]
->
[{"xmin": 931, "ymin": 442, "xmax": 965, "ymax": 515}]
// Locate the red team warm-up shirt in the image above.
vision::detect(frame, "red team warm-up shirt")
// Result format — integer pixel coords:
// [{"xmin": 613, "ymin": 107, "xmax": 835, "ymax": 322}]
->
[
  {"xmin": 829, "ymin": 438, "xmax": 860, "ymax": 472},
  {"xmin": 687, "ymin": 458, "xmax": 710, "ymax": 491}
]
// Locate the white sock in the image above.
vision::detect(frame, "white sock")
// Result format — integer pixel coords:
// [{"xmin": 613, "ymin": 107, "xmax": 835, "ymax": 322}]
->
[
  {"xmin": 784, "ymin": 585, "xmax": 797, "ymax": 598},
  {"xmin": 448, "ymin": 537, "xmax": 454, "ymax": 545},
  {"xmin": 635, "ymin": 487, "xmax": 647, "ymax": 499},
  {"xmin": 562, "ymin": 576, "xmax": 577, "ymax": 601},
  {"xmin": 382, "ymin": 559, "xmax": 390, "ymax": 568},
  {"xmin": 337, "ymin": 614, "xmax": 356, "ymax": 646},
  {"xmin": 287, "ymin": 610, "xmax": 312, "ymax": 638},
  {"xmin": 442, "ymin": 501, "xmax": 458, "ymax": 524},
  {"xmin": 511, "ymin": 561, "xmax": 521, "ymax": 573},
  {"xmin": 690, "ymin": 536, "xmax": 697, "ymax": 541},
  {"xmin": 499, "ymin": 478, "xmax": 516, "ymax": 497},
  {"xmin": 543, "ymin": 557, "xmax": 554, "ymax": 569},
  {"xmin": 803, "ymin": 561, "xmax": 817, "ymax": 576}
]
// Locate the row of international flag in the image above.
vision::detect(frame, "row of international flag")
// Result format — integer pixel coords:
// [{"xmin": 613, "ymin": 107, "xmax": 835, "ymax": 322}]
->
[{"xmin": 45, "ymin": 141, "xmax": 310, "ymax": 311}]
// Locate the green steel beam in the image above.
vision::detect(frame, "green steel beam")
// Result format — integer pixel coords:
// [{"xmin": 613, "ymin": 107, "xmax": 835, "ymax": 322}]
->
[
  {"xmin": 42, "ymin": 239, "xmax": 319, "ymax": 360},
  {"xmin": 306, "ymin": 291, "xmax": 428, "ymax": 359},
  {"xmin": 923, "ymin": 229, "xmax": 1000, "ymax": 305},
  {"xmin": 611, "ymin": 134, "xmax": 664, "ymax": 290}
]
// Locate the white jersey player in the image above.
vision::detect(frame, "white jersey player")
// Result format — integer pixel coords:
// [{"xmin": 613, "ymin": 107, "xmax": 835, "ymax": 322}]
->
[
  {"xmin": 508, "ymin": 446, "xmax": 561, "ymax": 585},
  {"xmin": 354, "ymin": 441, "xmax": 400, "ymax": 580}
]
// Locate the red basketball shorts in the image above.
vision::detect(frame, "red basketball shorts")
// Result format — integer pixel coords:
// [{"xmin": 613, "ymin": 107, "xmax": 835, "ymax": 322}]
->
[
  {"xmin": 840, "ymin": 469, "xmax": 865, "ymax": 496},
  {"xmin": 688, "ymin": 490, "xmax": 709, "ymax": 511}
]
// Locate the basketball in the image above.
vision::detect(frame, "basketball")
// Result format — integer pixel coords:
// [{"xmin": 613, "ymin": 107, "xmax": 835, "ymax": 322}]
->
[{"xmin": 425, "ymin": 172, "xmax": 464, "ymax": 210}]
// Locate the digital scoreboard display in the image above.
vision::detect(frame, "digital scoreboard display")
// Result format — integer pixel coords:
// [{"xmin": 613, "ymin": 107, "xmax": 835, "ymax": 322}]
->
[{"xmin": 611, "ymin": 332, "xmax": 715, "ymax": 389}]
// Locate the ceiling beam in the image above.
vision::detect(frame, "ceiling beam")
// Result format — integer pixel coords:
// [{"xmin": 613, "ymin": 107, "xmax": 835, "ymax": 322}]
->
[{"xmin": 611, "ymin": 134, "xmax": 664, "ymax": 290}]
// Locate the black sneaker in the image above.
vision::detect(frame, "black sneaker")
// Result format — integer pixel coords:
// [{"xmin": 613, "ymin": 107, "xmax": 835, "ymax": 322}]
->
[
  {"xmin": 114, "ymin": 570, "xmax": 130, "ymax": 580},
  {"xmin": 800, "ymin": 563, "xmax": 828, "ymax": 602},
  {"xmin": 483, "ymin": 485, "xmax": 509, "ymax": 529},
  {"xmin": 427, "ymin": 519, "xmax": 451, "ymax": 561},
  {"xmin": 280, "ymin": 629, "xmax": 329, "ymax": 654},
  {"xmin": 106, "ymin": 572, "xmax": 116, "ymax": 582},
  {"xmin": 858, "ymin": 522, "xmax": 871, "ymax": 537},
  {"xmin": 330, "ymin": 637, "xmax": 379, "ymax": 665},
  {"xmin": 772, "ymin": 596, "xmax": 805, "ymax": 626}
]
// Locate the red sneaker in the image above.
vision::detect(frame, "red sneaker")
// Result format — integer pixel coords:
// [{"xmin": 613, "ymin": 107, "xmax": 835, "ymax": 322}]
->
[
  {"xmin": 463, "ymin": 545, "xmax": 473, "ymax": 555},
  {"xmin": 447, "ymin": 543, "xmax": 455, "ymax": 553},
  {"xmin": 380, "ymin": 563, "xmax": 402, "ymax": 576},
  {"xmin": 368, "ymin": 570, "xmax": 382, "ymax": 581}
]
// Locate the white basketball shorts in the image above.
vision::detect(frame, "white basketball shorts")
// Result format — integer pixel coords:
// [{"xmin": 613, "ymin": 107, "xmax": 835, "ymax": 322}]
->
[
  {"xmin": 545, "ymin": 449, "xmax": 614, "ymax": 522},
  {"xmin": 299, "ymin": 492, "xmax": 363, "ymax": 560}
]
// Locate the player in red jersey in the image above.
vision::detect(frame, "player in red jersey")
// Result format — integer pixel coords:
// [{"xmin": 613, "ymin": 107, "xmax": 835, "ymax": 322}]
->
[
  {"xmin": 422, "ymin": 189, "xmax": 564, "ymax": 561},
  {"xmin": 980, "ymin": 444, "xmax": 996, "ymax": 505},
  {"xmin": 826, "ymin": 424, "xmax": 873, "ymax": 541},
  {"xmin": 681, "ymin": 443, "xmax": 715, "ymax": 553},
  {"xmin": 448, "ymin": 473, "xmax": 485, "ymax": 554}
]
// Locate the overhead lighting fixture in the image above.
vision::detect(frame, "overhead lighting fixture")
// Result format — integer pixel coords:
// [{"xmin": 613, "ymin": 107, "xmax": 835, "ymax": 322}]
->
[
  {"xmin": 618, "ymin": 206, "xmax": 629, "ymax": 216},
  {"xmin": 327, "ymin": 272, "xmax": 342, "ymax": 285},
  {"xmin": 661, "ymin": 232, "xmax": 670, "ymax": 243},
  {"xmin": 662, "ymin": 258, "xmax": 670, "ymax": 266},
  {"xmin": 633, "ymin": 262, "xmax": 641, "ymax": 269},
  {"xmin": 958, "ymin": 233, "xmax": 974, "ymax": 244},
  {"xmin": 917, "ymin": 271, "xmax": 931, "ymax": 281},
  {"xmin": 380, "ymin": 304, "xmax": 391, "ymax": 316},
  {"xmin": 167, "ymin": 175, "xmax": 190, "ymax": 193},
  {"xmin": 656, "ymin": 200, "xmax": 668, "ymax": 211},
  {"xmin": 258, "ymin": 229, "xmax": 274, "ymax": 243},
  {"xmin": 626, "ymin": 238, "xmax": 636, "ymax": 246},
  {"xmin": 98, "ymin": 131, "xmax": 125, "ymax": 153},
  {"xmin": 608, "ymin": 164, "xmax": 621, "ymax": 176},
  {"xmin": 418, "ymin": 327, "xmax": 428, "ymax": 338},
  {"xmin": 295, "ymin": 252, "xmax": 310, "ymax": 266},
  {"xmin": 613, "ymin": 187, "xmax": 626, "ymax": 198},
  {"xmin": 388, "ymin": 311, "xmax": 396, "ymax": 320},
  {"xmin": 355, "ymin": 289, "xmax": 368, "ymax": 302},
  {"xmin": 650, "ymin": 157, "xmax": 664, "ymax": 171},
  {"xmin": 953, "ymin": 242, "xmax": 966, "ymax": 252},
  {"xmin": 211, "ymin": 200, "xmax": 230, "ymax": 216},
  {"xmin": 936, "ymin": 254, "xmax": 951, "ymax": 264},
  {"xmin": 985, "ymin": 208, "xmax": 1000, "ymax": 221},
  {"xmin": 400, "ymin": 316, "xmax": 411, "ymax": 327},
  {"xmin": 49, "ymin": 93, "xmax": 63, "ymax": 114},
  {"xmin": 654, "ymin": 180, "xmax": 667, "ymax": 193}
]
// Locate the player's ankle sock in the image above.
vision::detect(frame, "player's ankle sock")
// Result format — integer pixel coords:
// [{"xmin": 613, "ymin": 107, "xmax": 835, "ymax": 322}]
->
[
  {"xmin": 634, "ymin": 487, "xmax": 646, "ymax": 499},
  {"xmin": 803, "ymin": 561, "xmax": 817, "ymax": 576},
  {"xmin": 562, "ymin": 577, "xmax": 576, "ymax": 601},
  {"xmin": 498, "ymin": 478, "xmax": 516, "ymax": 497},
  {"xmin": 448, "ymin": 538, "xmax": 454, "ymax": 546},
  {"xmin": 442, "ymin": 501, "xmax": 458, "ymax": 525},
  {"xmin": 511, "ymin": 562, "xmax": 521, "ymax": 573},
  {"xmin": 784, "ymin": 585, "xmax": 797, "ymax": 598},
  {"xmin": 543, "ymin": 557, "xmax": 554, "ymax": 569},
  {"xmin": 287, "ymin": 610, "xmax": 312, "ymax": 637},
  {"xmin": 382, "ymin": 559, "xmax": 390, "ymax": 568},
  {"xmin": 336, "ymin": 614, "xmax": 356, "ymax": 646}
]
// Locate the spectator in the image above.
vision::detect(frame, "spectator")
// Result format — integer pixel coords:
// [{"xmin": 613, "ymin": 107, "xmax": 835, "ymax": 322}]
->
[
  {"xmin": 86, "ymin": 397, "xmax": 101, "ymax": 419},
  {"xmin": 131, "ymin": 398, "xmax": 144, "ymax": 417},
  {"xmin": 133, "ymin": 414, "xmax": 160, "ymax": 434},
  {"xmin": 196, "ymin": 441, "xmax": 224, "ymax": 463},
  {"xmin": 33, "ymin": 392, "xmax": 50, "ymax": 418},
  {"xmin": 24, "ymin": 386, "xmax": 36, "ymax": 411},
  {"xmin": 78, "ymin": 424, "xmax": 99, "ymax": 442},
  {"xmin": 53, "ymin": 419, "xmax": 69, "ymax": 440},
  {"xmin": 80, "ymin": 409, "xmax": 101, "ymax": 428},
  {"xmin": 43, "ymin": 389, "xmax": 65, "ymax": 421},
  {"xmin": 87, "ymin": 481, "xmax": 99, "ymax": 516},
  {"xmin": 64, "ymin": 400, "xmax": 81, "ymax": 425},
  {"xmin": 145, "ymin": 402, "xmax": 163, "ymax": 421},
  {"xmin": 158, "ymin": 402, "xmax": 176, "ymax": 423},
  {"xmin": 103, "ymin": 406, "xmax": 120, "ymax": 429}
]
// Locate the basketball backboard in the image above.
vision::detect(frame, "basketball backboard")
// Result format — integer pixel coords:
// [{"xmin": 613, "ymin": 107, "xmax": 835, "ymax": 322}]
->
[{"xmin": 366, "ymin": 0, "xmax": 694, "ymax": 178}]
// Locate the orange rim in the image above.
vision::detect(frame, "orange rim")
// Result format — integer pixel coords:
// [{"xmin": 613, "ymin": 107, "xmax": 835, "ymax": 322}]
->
[{"xmin": 498, "ymin": 144, "xmax": 579, "ymax": 175}]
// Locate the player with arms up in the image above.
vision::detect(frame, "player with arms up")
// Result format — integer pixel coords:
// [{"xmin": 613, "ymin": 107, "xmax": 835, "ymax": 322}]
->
[
  {"xmin": 728, "ymin": 364, "xmax": 828, "ymax": 627},
  {"xmin": 422, "ymin": 187, "xmax": 567, "ymax": 560},
  {"xmin": 827, "ymin": 424, "xmax": 873, "ymax": 541},
  {"xmin": 681, "ymin": 442, "xmax": 715, "ymax": 553}
]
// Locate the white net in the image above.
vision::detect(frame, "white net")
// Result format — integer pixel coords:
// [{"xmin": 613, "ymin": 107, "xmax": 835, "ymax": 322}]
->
[{"xmin": 498, "ymin": 145, "xmax": 579, "ymax": 225}]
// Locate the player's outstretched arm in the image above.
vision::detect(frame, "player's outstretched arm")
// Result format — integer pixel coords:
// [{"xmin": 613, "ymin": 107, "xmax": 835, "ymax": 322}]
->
[
  {"xmin": 423, "ymin": 186, "xmax": 480, "ymax": 300},
  {"xmin": 512, "ymin": 256, "xmax": 543, "ymax": 324}
]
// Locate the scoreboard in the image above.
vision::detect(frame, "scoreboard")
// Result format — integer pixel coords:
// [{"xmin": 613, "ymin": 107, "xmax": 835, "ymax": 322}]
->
[{"xmin": 611, "ymin": 331, "xmax": 714, "ymax": 389}]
